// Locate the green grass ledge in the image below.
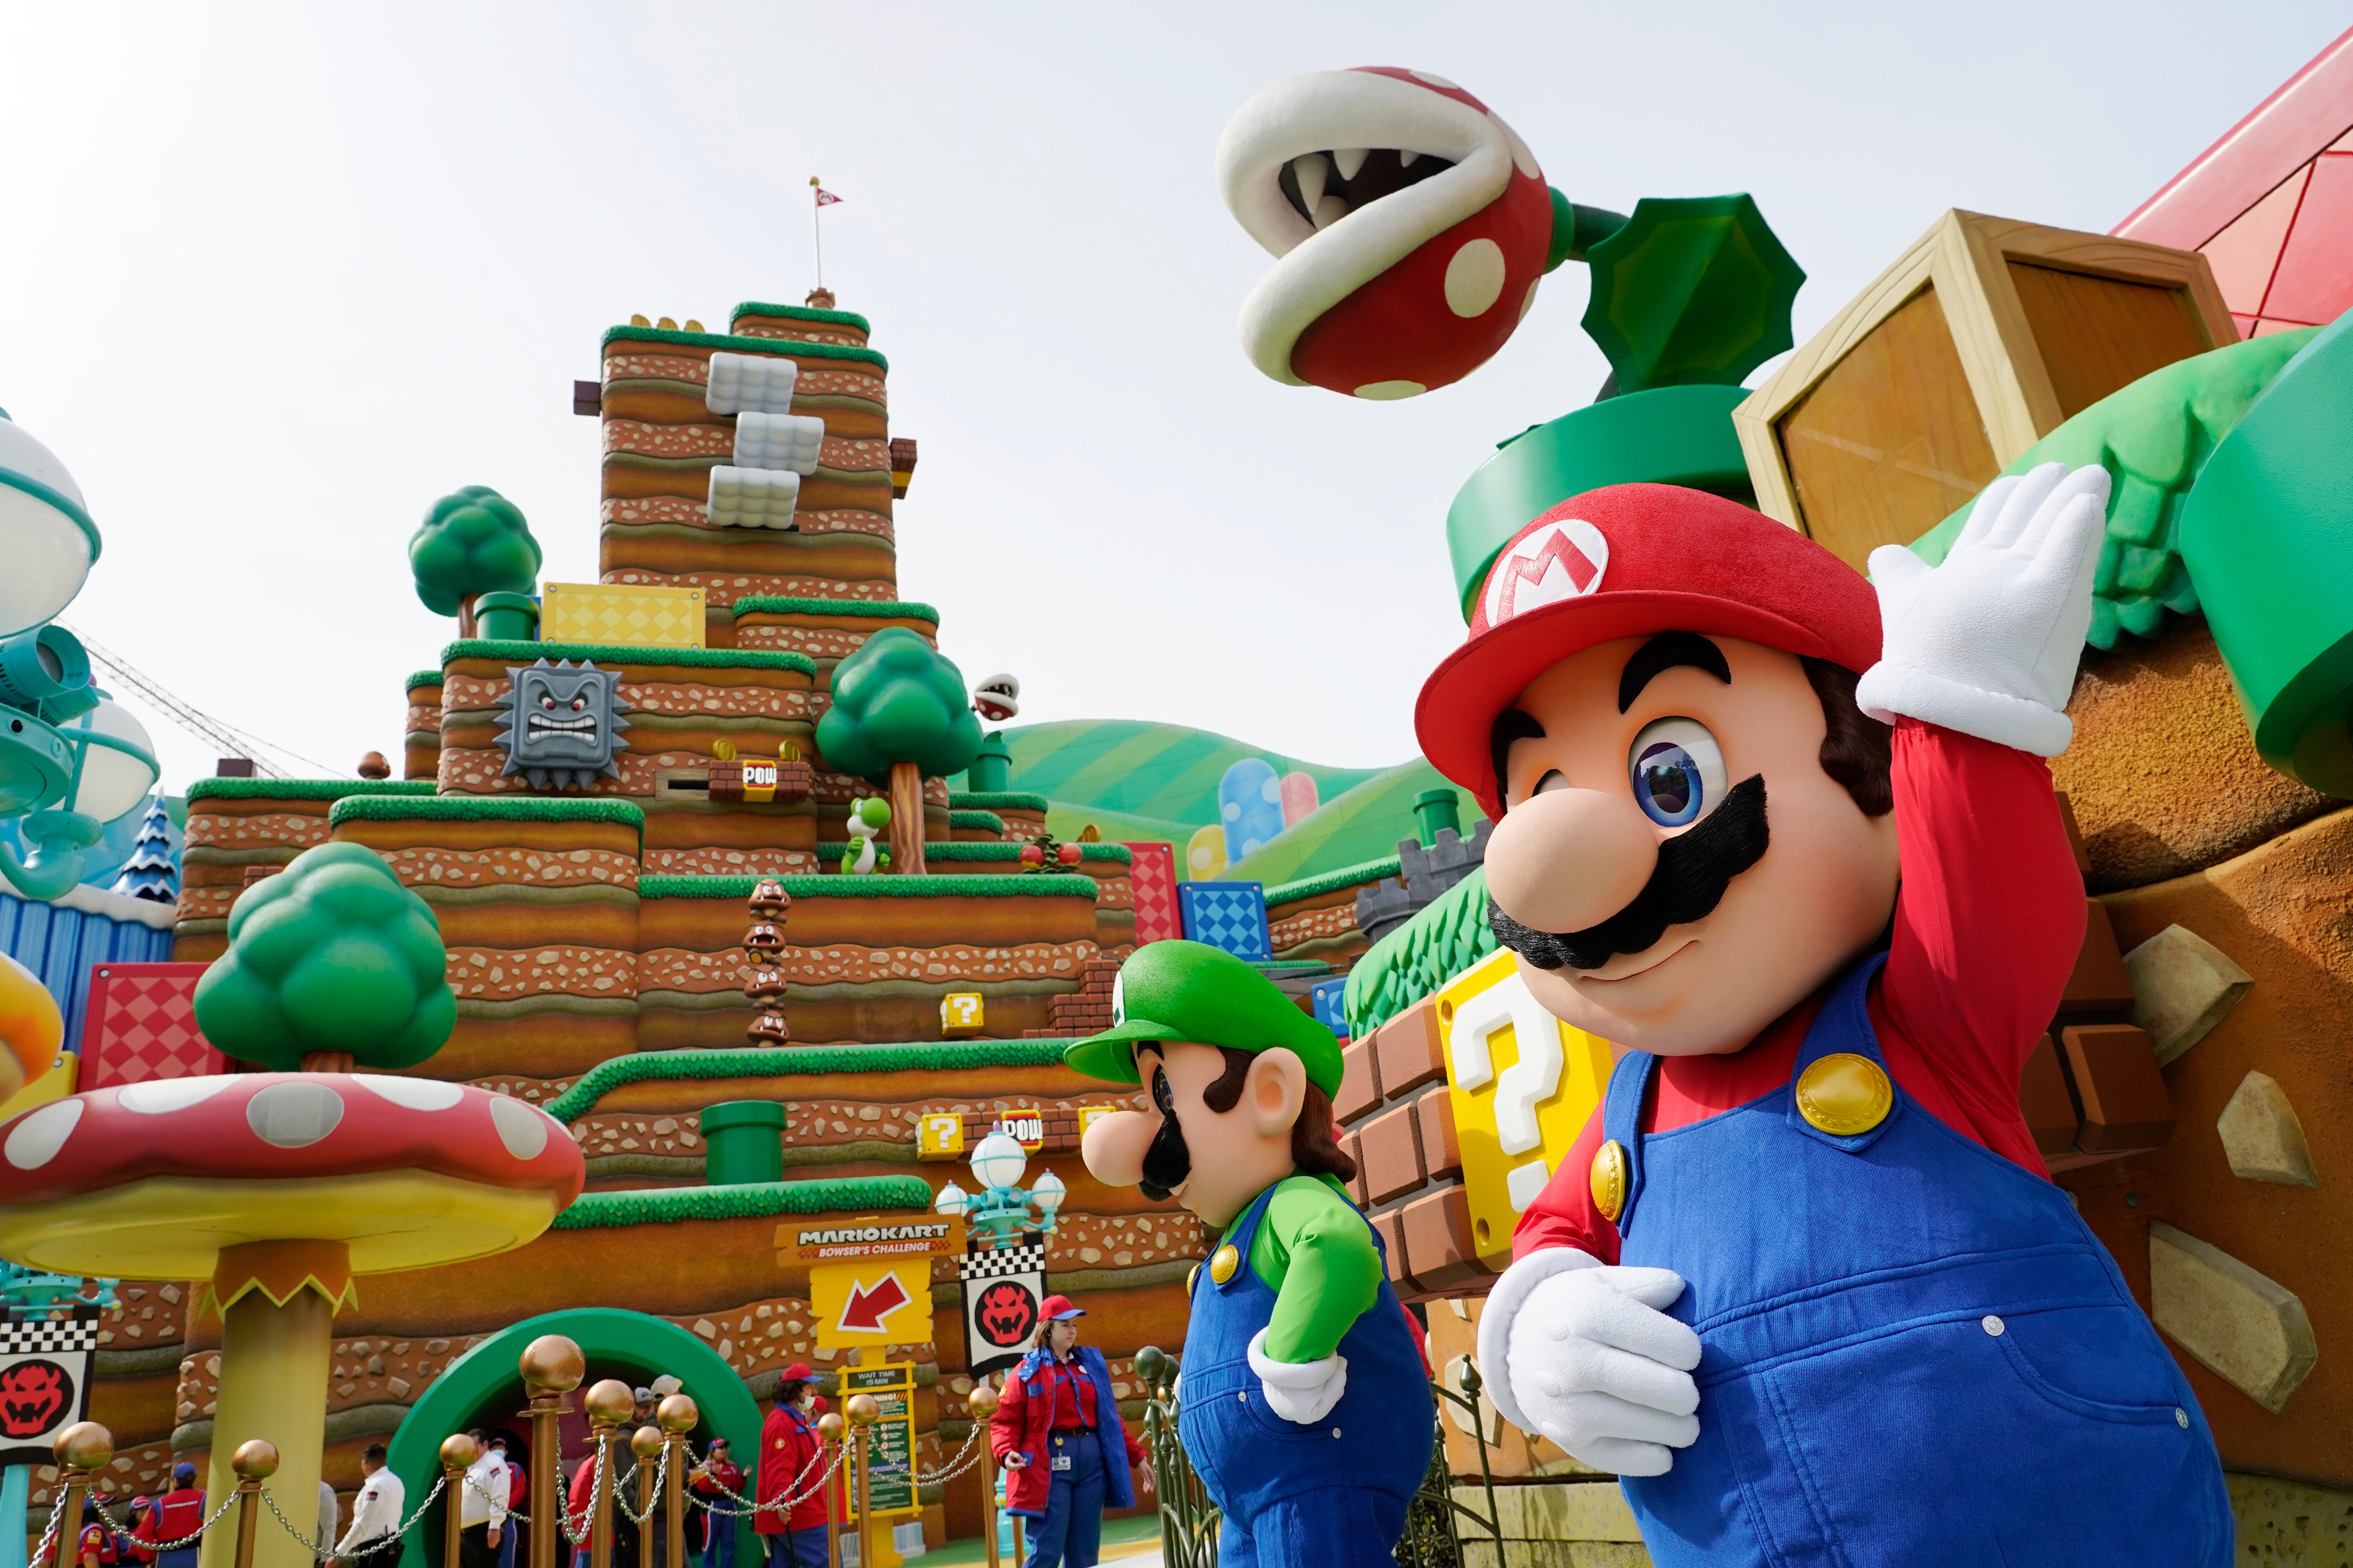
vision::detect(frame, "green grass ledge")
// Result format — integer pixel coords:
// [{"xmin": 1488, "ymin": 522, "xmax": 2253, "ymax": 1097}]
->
[
  {"xmin": 730, "ymin": 596, "xmax": 939, "ymax": 623},
  {"xmin": 1265, "ymin": 855, "xmax": 1403, "ymax": 908},
  {"xmin": 602, "ymin": 324, "xmax": 887, "ymax": 373},
  {"xmin": 189, "ymin": 779, "xmax": 438, "ymax": 805},
  {"xmin": 546, "ymin": 1038, "xmax": 1076, "ymax": 1122},
  {"xmin": 638, "ymin": 873, "xmax": 1101, "ymax": 900},
  {"xmin": 555, "ymin": 1175, "xmax": 932, "ymax": 1228},
  {"xmin": 406, "ymin": 670, "xmax": 446, "ymax": 692},
  {"xmin": 441, "ymin": 640, "xmax": 816, "ymax": 675},
  {"xmin": 814, "ymin": 841, "xmax": 1130, "ymax": 865},
  {"xmin": 949, "ymin": 791, "xmax": 1048, "ymax": 812},
  {"xmin": 328, "ymin": 795, "xmax": 647, "ymax": 834}
]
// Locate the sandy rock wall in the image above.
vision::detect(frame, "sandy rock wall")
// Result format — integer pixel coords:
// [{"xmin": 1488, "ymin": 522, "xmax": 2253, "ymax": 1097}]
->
[
  {"xmin": 1268, "ymin": 885, "xmax": 1369, "ymax": 967},
  {"xmin": 405, "ymin": 679, "xmax": 443, "ymax": 781},
  {"xmin": 2058, "ymin": 619, "xmax": 2337, "ymax": 891}
]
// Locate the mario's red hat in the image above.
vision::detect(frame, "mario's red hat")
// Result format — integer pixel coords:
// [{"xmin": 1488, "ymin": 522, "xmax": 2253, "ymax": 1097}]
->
[{"xmin": 1417, "ymin": 483, "xmax": 1880, "ymax": 819}]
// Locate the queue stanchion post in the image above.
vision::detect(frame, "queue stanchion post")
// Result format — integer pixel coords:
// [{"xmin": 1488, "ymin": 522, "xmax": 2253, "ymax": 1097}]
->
[
  {"xmin": 54, "ymin": 1423, "xmax": 112, "ymax": 1568},
  {"xmin": 439, "ymin": 1435, "xmax": 481, "ymax": 1568},
  {"xmin": 814, "ymin": 1415, "xmax": 844, "ymax": 1568},
  {"xmin": 228, "ymin": 1441, "xmax": 278, "ymax": 1568},
  {"xmin": 583, "ymin": 1381, "xmax": 634, "ymax": 1568},
  {"xmin": 843, "ymin": 1398, "xmax": 878, "ymax": 1568},
  {"xmin": 627, "ymin": 1431, "xmax": 662, "ymax": 1565},
  {"xmin": 518, "ymin": 1338, "xmax": 585, "ymax": 1568},
  {"xmin": 656, "ymin": 1396, "xmax": 696, "ymax": 1568},
  {"xmin": 964, "ymin": 1387, "xmax": 1001, "ymax": 1568}
]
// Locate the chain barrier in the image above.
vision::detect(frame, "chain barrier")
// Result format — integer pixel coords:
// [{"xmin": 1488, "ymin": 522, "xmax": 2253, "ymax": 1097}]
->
[
  {"xmin": 33, "ymin": 1488, "xmax": 66, "ymax": 1568},
  {"xmin": 612, "ymin": 1446, "xmax": 668, "ymax": 1528},
  {"xmin": 682, "ymin": 1437, "xmax": 844, "ymax": 1519},
  {"xmin": 914, "ymin": 1422, "xmax": 983, "ymax": 1488},
  {"xmin": 82, "ymin": 1486, "xmax": 243, "ymax": 1555}
]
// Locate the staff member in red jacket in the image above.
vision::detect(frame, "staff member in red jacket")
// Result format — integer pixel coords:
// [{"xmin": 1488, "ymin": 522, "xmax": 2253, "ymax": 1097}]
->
[
  {"xmin": 753, "ymin": 1366, "xmax": 829, "ymax": 1568},
  {"xmin": 988, "ymin": 1298, "xmax": 1150, "ymax": 1568}
]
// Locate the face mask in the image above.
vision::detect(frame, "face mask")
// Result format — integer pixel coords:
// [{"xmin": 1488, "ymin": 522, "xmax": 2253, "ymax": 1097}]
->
[{"xmin": 1137, "ymin": 1056, "xmax": 1191, "ymax": 1201}]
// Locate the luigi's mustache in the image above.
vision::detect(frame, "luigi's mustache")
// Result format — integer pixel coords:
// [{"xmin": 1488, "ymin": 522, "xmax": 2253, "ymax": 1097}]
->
[
  {"xmin": 1490, "ymin": 775, "xmax": 1770, "ymax": 971},
  {"xmin": 1137, "ymin": 1060, "xmax": 1191, "ymax": 1201}
]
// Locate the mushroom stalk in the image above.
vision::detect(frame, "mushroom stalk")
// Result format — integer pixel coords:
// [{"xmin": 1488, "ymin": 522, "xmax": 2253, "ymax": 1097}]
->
[{"xmin": 197, "ymin": 1243, "xmax": 345, "ymax": 1568}]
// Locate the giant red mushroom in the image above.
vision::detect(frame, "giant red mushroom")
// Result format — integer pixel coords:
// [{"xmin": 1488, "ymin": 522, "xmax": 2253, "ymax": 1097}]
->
[{"xmin": 0, "ymin": 844, "xmax": 586, "ymax": 1568}]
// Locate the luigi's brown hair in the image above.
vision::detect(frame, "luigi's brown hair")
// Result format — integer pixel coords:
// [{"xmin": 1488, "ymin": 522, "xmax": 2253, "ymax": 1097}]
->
[{"xmin": 1203, "ymin": 1047, "xmax": 1357, "ymax": 1183}]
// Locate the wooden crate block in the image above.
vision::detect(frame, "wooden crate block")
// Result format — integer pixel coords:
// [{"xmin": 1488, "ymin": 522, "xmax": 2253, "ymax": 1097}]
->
[
  {"xmin": 1736, "ymin": 211, "xmax": 2235, "ymax": 570},
  {"xmin": 2060, "ymin": 1023, "xmax": 2175, "ymax": 1152},
  {"xmin": 2017, "ymin": 1034, "xmax": 2082, "ymax": 1158}
]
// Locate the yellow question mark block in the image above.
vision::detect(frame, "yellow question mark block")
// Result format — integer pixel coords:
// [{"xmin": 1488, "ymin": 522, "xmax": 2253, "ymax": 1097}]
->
[{"xmin": 1437, "ymin": 948, "xmax": 1615, "ymax": 1264}]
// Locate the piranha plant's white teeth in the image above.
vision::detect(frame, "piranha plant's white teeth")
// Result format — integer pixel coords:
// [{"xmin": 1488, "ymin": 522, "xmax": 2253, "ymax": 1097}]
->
[
  {"xmin": 704, "ymin": 352, "xmax": 800, "ymax": 416},
  {"xmin": 1292, "ymin": 152, "xmax": 1329, "ymax": 214},
  {"xmin": 1333, "ymin": 146, "xmax": 1370, "ymax": 181},
  {"xmin": 1313, "ymin": 194, "xmax": 1350, "ymax": 230},
  {"xmin": 732, "ymin": 410, "xmax": 826, "ymax": 475}
]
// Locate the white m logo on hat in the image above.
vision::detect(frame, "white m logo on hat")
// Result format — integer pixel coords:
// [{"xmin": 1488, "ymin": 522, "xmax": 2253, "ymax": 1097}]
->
[{"xmin": 1483, "ymin": 519, "xmax": 1610, "ymax": 626}]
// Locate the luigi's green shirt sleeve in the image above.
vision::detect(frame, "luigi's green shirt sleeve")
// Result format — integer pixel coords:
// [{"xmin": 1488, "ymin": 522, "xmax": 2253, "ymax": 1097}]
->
[{"xmin": 1246, "ymin": 1173, "xmax": 1383, "ymax": 1364}]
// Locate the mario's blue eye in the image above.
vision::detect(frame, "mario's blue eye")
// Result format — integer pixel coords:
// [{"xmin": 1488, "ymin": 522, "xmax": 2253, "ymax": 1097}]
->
[{"xmin": 1629, "ymin": 718, "xmax": 1728, "ymax": 828}]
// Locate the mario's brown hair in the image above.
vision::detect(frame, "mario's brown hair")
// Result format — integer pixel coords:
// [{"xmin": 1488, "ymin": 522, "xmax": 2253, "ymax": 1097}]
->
[
  {"xmin": 1203, "ymin": 1047, "xmax": 1358, "ymax": 1183},
  {"xmin": 1800, "ymin": 657, "xmax": 1893, "ymax": 817}
]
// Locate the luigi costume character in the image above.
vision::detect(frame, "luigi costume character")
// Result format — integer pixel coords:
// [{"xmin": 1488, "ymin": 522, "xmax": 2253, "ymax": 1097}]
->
[{"xmin": 1072, "ymin": 940, "xmax": 1433, "ymax": 1568}]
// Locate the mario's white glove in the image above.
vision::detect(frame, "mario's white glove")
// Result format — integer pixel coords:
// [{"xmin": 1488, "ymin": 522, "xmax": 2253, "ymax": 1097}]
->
[
  {"xmin": 1476, "ymin": 1248, "xmax": 1701, "ymax": 1477},
  {"xmin": 1856, "ymin": 461, "xmax": 2111, "ymax": 756},
  {"xmin": 1246, "ymin": 1329, "xmax": 1346, "ymax": 1425}
]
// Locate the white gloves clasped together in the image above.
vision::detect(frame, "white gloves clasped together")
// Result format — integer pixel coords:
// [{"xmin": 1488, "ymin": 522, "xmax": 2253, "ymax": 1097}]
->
[{"xmin": 1248, "ymin": 1328, "xmax": 1348, "ymax": 1425}]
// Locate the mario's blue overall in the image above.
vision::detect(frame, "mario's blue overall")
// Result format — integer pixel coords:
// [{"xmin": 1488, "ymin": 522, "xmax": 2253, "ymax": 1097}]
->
[
  {"xmin": 1177, "ymin": 1183, "xmax": 1435, "ymax": 1568},
  {"xmin": 1602, "ymin": 955, "xmax": 2231, "ymax": 1567}
]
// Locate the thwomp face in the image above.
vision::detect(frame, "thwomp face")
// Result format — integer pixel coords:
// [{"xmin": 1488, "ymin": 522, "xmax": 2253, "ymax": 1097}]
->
[{"xmin": 498, "ymin": 659, "xmax": 630, "ymax": 788}]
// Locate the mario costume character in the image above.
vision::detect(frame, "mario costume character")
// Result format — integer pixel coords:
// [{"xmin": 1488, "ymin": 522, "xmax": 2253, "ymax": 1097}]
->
[
  {"xmin": 987, "ymin": 1294, "xmax": 1148, "ymax": 1568},
  {"xmin": 1416, "ymin": 473, "xmax": 2229, "ymax": 1566},
  {"xmin": 1072, "ymin": 940, "xmax": 1433, "ymax": 1568}
]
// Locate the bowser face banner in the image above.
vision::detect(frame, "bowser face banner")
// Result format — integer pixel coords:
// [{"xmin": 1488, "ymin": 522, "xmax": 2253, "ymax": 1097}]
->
[{"xmin": 0, "ymin": 1320, "xmax": 96, "ymax": 1469}]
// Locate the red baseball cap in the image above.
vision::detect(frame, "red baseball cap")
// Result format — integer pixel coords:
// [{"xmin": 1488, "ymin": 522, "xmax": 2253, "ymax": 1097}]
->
[
  {"xmin": 1040, "ymin": 1294, "xmax": 1085, "ymax": 1322},
  {"xmin": 1417, "ymin": 483, "xmax": 1880, "ymax": 818},
  {"xmin": 779, "ymin": 1362, "xmax": 815, "ymax": 1382}
]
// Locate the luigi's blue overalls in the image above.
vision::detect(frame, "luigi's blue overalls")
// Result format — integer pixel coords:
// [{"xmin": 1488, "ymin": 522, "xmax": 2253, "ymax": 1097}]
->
[
  {"xmin": 1177, "ymin": 1183, "xmax": 1434, "ymax": 1567},
  {"xmin": 1602, "ymin": 954, "xmax": 2230, "ymax": 1566}
]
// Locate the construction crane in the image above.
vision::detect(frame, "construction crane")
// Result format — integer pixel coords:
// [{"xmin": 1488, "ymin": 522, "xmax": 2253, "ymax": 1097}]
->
[{"xmin": 60, "ymin": 626, "xmax": 341, "ymax": 781}]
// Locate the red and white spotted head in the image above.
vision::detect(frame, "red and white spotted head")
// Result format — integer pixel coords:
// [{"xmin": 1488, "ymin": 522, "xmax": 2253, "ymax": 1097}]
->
[{"xmin": 1216, "ymin": 67, "xmax": 1554, "ymax": 399}]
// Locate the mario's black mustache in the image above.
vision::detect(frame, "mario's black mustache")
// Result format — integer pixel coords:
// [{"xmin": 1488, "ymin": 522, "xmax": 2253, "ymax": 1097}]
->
[
  {"xmin": 1137, "ymin": 1061, "xmax": 1190, "ymax": 1201},
  {"xmin": 1490, "ymin": 775, "xmax": 1770, "ymax": 971}
]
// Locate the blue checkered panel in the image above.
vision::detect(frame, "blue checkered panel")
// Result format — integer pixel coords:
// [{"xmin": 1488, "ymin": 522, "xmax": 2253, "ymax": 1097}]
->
[
  {"xmin": 1310, "ymin": 977, "xmax": 1349, "ymax": 1038},
  {"xmin": 1178, "ymin": 881, "xmax": 1272, "ymax": 962}
]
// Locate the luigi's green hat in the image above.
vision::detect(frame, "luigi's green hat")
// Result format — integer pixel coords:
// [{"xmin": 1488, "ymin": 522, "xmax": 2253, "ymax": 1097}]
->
[{"xmin": 1064, "ymin": 940, "xmax": 1345, "ymax": 1097}]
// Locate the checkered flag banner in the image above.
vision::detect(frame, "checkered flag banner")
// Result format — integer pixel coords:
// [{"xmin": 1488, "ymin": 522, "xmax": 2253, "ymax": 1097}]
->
[
  {"xmin": 0, "ymin": 1319, "xmax": 96, "ymax": 1467},
  {"xmin": 961, "ymin": 1241, "xmax": 1048, "ymax": 1379}
]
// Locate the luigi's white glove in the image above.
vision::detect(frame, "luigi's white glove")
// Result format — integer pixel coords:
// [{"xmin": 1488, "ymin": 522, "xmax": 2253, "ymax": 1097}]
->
[
  {"xmin": 1477, "ymin": 1248, "xmax": 1701, "ymax": 1477},
  {"xmin": 1856, "ymin": 461, "xmax": 2111, "ymax": 756},
  {"xmin": 1246, "ymin": 1329, "xmax": 1347, "ymax": 1425}
]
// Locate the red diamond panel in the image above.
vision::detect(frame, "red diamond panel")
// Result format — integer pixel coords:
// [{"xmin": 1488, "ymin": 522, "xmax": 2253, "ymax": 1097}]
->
[
  {"xmin": 1124, "ymin": 842, "xmax": 1181, "ymax": 945},
  {"xmin": 81, "ymin": 963, "xmax": 226, "ymax": 1089}
]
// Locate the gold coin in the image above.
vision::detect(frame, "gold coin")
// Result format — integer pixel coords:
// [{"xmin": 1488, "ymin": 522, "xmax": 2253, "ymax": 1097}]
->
[
  {"xmin": 1795, "ymin": 1052, "xmax": 1893, "ymax": 1136},
  {"xmin": 1589, "ymin": 1139, "xmax": 1629, "ymax": 1223},
  {"xmin": 1208, "ymin": 1244, "xmax": 1240, "ymax": 1285}
]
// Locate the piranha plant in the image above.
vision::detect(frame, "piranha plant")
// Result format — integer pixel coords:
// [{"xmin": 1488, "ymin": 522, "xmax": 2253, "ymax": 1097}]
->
[
  {"xmin": 410, "ymin": 484, "xmax": 543, "ymax": 638},
  {"xmin": 814, "ymin": 628, "xmax": 983, "ymax": 875},
  {"xmin": 0, "ymin": 843, "xmax": 584, "ymax": 1568}
]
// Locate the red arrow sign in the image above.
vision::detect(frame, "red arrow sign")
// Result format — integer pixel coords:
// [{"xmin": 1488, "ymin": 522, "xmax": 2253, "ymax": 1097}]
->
[{"xmin": 839, "ymin": 1273, "xmax": 912, "ymax": 1333}]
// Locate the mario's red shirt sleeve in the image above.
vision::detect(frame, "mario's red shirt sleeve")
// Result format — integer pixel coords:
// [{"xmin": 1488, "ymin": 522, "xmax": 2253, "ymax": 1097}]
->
[
  {"xmin": 1510, "ymin": 1103, "xmax": 1618, "ymax": 1265},
  {"xmin": 1878, "ymin": 720, "xmax": 2083, "ymax": 1130}
]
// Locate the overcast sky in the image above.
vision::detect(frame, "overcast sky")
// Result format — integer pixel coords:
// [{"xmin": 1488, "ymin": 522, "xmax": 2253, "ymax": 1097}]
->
[{"xmin": 2, "ymin": 2, "xmax": 2344, "ymax": 795}]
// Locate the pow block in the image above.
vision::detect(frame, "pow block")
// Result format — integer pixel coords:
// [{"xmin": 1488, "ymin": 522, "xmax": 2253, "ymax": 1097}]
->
[{"xmin": 1436, "ymin": 949, "xmax": 1613, "ymax": 1262}]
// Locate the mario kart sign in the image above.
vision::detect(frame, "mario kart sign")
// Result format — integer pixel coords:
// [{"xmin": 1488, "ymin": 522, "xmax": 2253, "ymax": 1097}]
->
[{"xmin": 0, "ymin": 1319, "xmax": 94, "ymax": 1466}]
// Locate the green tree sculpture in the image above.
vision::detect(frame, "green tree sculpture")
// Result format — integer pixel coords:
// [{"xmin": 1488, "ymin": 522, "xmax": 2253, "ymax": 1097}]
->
[
  {"xmin": 815, "ymin": 628, "xmax": 984, "ymax": 875},
  {"xmin": 192, "ymin": 842, "xmax": 457, "ymax": 1071},
  {"xmin": 410, "ymin": 485, "xmax": 543, "ymax": 638}
]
